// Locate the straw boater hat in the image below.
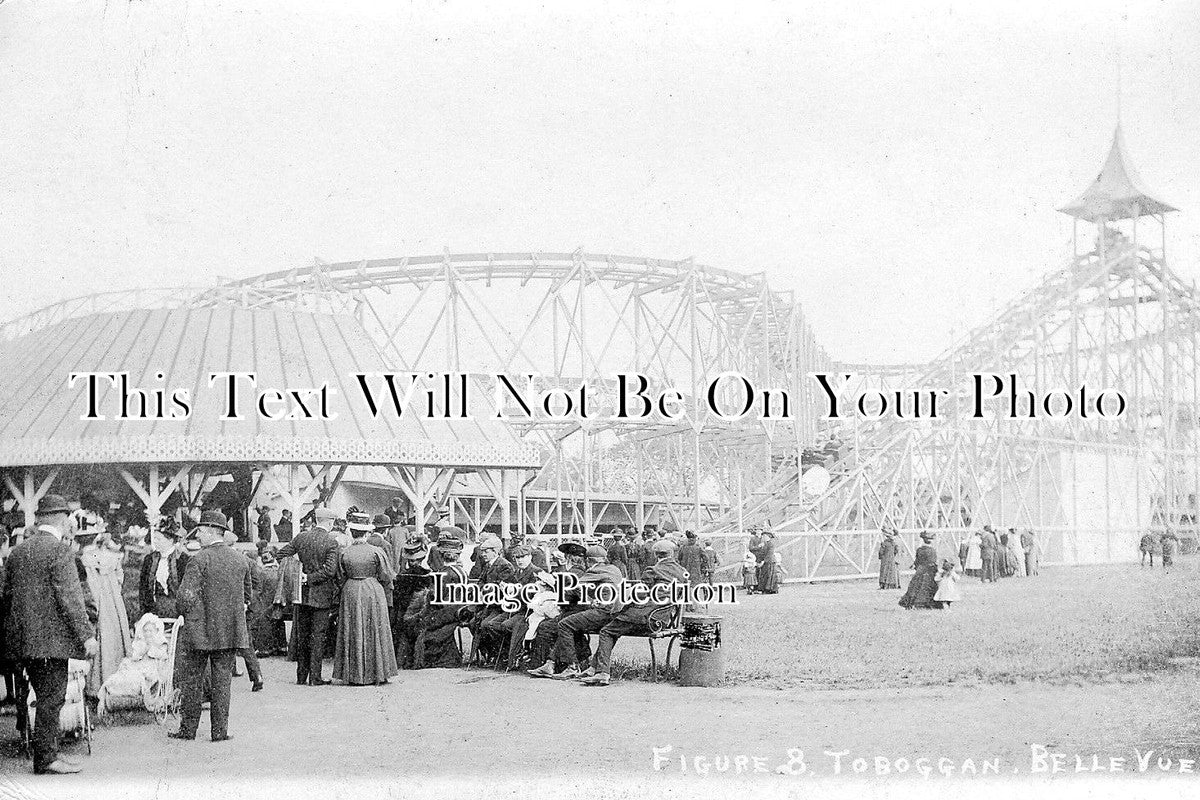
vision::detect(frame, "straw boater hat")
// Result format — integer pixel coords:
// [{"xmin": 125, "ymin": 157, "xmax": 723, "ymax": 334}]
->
[{"xmin": 347, "ymin": 512, "xmax": 374, "ymax": 533}]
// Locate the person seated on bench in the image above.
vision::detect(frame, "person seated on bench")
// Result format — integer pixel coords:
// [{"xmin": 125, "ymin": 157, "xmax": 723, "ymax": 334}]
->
[
  {"xmin": 419, "ymin": 533, "xmax": 468, "ymax": 668},
  {"xmin": 525, "ymin": 544, "xmax": 587, "ymax": 676},
  {"xmin": 466, "ymin": 536, "xmax": 515, "ymax": 664},
  {"xmin": 529, "ymin": 545, "xmax": 622, "ymax": 680},
  {"xmin": 480, "ymin": 545, "xmax": 538, "ymax": 666},
  {"xmin": 581, "ymin": 538, "xmax": 688, "ymax": 687}
]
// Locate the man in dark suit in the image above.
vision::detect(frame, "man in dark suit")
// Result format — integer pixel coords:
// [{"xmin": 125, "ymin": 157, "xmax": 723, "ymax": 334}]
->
[
  {"xmin": 677, "ymin": 531, "xmax": 706, "ymax": 587},
  {"xmin": 606, "ymin": 528, "xmax": 629, "ymax": 577},
  {"xmin": 1, "ymin": 495, "xmax": 98, "ymax": 774},
  {"xmin": 169, "ymin": 511, "xmax": 251, "ymax": 743},
  {"xmin": 480, "ymin": 544, "xmax": 539, "ymax": 662},
  {"xmin": 537, "ymin": 545, "xmax": 623, "ymax": 680},
  {"xmin": 467, "ymin": 536, "xmax": 515, "ymax": 663},
  {"xmin": 581, "ymin": 538, "xmax": 689, "ymax": 686},
  {"xmin": 275, "ymin": 512, "xmax": 340, "ymax": 685},
  {"xmin": 385, "ymin": 497, "xmax": 406, "ymax": 526}
]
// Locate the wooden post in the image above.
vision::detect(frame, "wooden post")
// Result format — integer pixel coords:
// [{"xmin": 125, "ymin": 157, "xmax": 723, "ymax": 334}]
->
[
  {"xmin": 3, "ymin": 468, "xmax": 60, "ymax": 530},
  {"xmin": 499, "ymin": 470, "xmax": 512, "ymax": 540}
]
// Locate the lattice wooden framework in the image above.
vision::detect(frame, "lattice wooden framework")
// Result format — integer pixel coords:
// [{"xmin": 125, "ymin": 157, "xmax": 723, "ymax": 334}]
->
[{"xmin": 708, "ymin": 127, "xmax": 1198, "ymax": 581}]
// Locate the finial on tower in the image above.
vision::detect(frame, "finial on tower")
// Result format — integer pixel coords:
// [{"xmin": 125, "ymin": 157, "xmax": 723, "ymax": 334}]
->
[{"xmin": 1058, "ymin": 126, "xmax": 1177, "ymax": 222}]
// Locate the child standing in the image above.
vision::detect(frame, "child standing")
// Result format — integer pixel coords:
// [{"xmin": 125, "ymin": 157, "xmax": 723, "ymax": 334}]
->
[
  {"xmin": 933, "ymin": 559, "xmax": 962, "ymax": 610},
  {"xmin": 741, "ymin": 551, "xmax": 757, "ymax": 592}
]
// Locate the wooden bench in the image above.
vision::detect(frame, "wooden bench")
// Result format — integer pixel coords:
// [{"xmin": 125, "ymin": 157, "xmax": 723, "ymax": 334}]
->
[
  {"xmin": 642, "ymin": 604, "xmax": 683, "ymax": 682},
  {"xmin": 460, "ymin": 605, "xmax": 686, "ymax": 680}
]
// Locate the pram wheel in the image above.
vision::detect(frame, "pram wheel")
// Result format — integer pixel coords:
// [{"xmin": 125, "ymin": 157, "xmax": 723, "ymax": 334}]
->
[
  {"xmin": 82, "ymin": 700, "xmax": 92, "ymax": 755},
  {"xmin": 154, "ymin": 687, "xmax": 182, "ymax": 726}
]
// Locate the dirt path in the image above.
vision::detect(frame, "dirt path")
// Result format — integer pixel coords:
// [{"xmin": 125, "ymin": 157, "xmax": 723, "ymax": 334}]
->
[{"xmin": 1, "ymin": 658, "xmax": 1198, "ymax": 799}]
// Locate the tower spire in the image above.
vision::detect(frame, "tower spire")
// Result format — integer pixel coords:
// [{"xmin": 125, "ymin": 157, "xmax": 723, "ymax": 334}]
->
[{"xmin": 1058, "ymin": 127, "xmax": 1177, "ymax": 222}]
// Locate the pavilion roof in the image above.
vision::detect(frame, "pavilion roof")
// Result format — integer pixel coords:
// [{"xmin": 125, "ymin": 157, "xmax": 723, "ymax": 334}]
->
[
  {"xmin": 1059, "ymin": 125, "xmax": 1177, "ymax": 222},
  {"xmin": 0, "ymin": 305, "xmax": 541, "ymax": 469}
]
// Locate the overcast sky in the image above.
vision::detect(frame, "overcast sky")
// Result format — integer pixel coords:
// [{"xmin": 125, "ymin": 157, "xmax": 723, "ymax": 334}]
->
[{"xmin": 1, "ymin": 0, "xmax": 1197, "ymax": 364}]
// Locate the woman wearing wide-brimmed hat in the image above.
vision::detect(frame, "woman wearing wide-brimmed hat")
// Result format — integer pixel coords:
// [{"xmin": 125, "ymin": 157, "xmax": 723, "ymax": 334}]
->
[
  {"xmin": 77, "ymin": 524, "xmax": 132, "ymax": 698},
  {"xmin": 332, "ymin": 513, "xmax": 398, "ymax": 685},
  {"xmin": 898, "ymin": 531, "xmax": 940, "ymax": 609},
  {"xmin": 877, "ymin": 527, "xmax": 901, "ymax": 590}
]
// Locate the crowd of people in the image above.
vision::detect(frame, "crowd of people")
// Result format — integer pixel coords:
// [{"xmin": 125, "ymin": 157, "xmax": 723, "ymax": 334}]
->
[
  {"xmin": 740, "ymin": 526, "xmax": 784, "ymax": 594},
  {"xmin": 1139, "ymin": 529, "xmax": 1182, "ymax": 568},
  {"xmin": 0, "ymin": 492, "xmax": 743, "ymax": 774},
  {"xmin": 880, "ymin": 525, "xmax": 1042, "ymax": 611}
]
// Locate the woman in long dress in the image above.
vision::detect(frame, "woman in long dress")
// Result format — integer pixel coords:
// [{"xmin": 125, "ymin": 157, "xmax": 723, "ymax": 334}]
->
[
  {"xmin": 80, "ymin": 534, "xmax": 133, "ymax": 698},
  {"xmin": 877, "ymin": 529, "xmax": 901, "ymax": 589},
  {"xmin": 898, "ymin": 532, "xmax": 940, "ymax": 609},
  {"xmin": 333, "ymin": 514, "xmax": 399, "ymax": 685},
  {"xmin": 757, "ymin": 531, "xmax": 779, "ymax": 594},
  {"xmin": 1006, "ymin": 529, "xmax": 1026, "ymax": 577},
  {"xmin": 964, "ymin": 531, "xmax": 983, "ymax": 578}
]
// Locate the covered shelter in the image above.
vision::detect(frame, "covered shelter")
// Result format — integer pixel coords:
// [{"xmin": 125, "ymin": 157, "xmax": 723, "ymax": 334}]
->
[{"xmin": 0, "ymin": 299, "xmax": 542, "ymax": 536}]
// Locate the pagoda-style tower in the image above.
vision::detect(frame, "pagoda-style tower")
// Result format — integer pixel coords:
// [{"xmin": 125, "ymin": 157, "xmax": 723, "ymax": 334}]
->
[
  {"xmin": 1059, "ymin": 124, "xmax": 1177, "ymax": 224},
  {"xmin": 712, "ymin": 124, "xmax": 1200, "ymax": 581}
]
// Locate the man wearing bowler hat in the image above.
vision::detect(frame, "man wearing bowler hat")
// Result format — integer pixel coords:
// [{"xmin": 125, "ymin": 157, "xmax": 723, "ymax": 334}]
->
[
  {"xmin": 275, "ymin": 507, "xmax": 340, "ymax": 685},
  {"xmin": 1, "ymin": 494, "xmax": 98, "ymax": 774},
  {"xmin": 170, "ymin": 511, "xmax": 250, "ymax": 742}
]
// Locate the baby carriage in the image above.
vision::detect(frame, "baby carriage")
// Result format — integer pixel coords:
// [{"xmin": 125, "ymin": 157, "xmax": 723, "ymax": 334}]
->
[
  {"xmin": 20, "ymin": 658, "xmax": 93, "ymax": 756},
  {"xmin": 96, "ymin": 614, "xmax": 183, "ymax": 725}
]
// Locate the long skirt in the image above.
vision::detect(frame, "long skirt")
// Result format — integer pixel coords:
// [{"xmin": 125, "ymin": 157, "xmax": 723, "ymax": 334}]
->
[
  {"xmin": 964, "ymin": 543, "xmax": 983, "ymax": 577},
  {"xmin": 84, "ymin": 567, "xmax": 132, "ymax": 698},
  {"xmin": 999, "ymin": 549, "xmax": 1016, "ymax": 578},
  {"xmin": 759, "ymin": 563, "xmax": 781, "ymax": 594},
  {"xmin": 898, "ymin": 567, "xmax": 939, "ymax": 609},
  {"xmin": 422, "ymin": 620, "xmax": 462, "ymax": 668},
  {"xmin": 333, "ymin": 579, "xmax": 399, "ymax": 685},
  {"xmin": 878, "ymin": 559, "xmax": 901, "ymax": 589},
  {"xmin": 1009, "ymin": 546, "xmax": 1026, "ymax": 577},
  {"xmin": 1024, "ymin": 550, "xmax": 1039, "ymax": 576}
]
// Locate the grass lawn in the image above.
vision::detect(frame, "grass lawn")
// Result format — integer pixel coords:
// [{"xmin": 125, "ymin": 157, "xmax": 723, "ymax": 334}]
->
[{"xmin": 611, "ymin": 558, "xmax": 1200, "ymax": 688}]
